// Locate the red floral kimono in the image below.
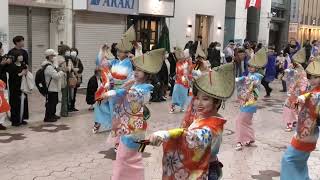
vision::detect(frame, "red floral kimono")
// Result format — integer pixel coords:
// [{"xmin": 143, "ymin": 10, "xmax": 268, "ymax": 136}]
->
[
  {"xmin": 159, "ymin": 116, "xmax": 226, "ymax": 180},
  {"xmin": 0, "ymin": 80, "xmax": 10, "ymax": 113}
]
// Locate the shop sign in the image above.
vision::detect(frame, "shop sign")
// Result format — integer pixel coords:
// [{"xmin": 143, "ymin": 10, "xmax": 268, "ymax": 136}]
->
[{"xmin": 88, "ymin": 0, "xmax": 138, "ymax": 15}]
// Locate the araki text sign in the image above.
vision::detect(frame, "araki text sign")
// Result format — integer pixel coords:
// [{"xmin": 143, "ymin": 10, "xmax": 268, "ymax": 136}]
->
[{"xmin": 88, "ymin": 0, "xmax": 138, "ymax": 14}]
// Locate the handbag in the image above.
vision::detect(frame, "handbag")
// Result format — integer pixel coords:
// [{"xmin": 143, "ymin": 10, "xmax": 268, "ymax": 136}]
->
[
  {"xmin": 68, "ymin": 73, "xmax": 78, "ymax": 88},
  {"xmin": 21, "ymin": 71, "xmax": 34, "ymax": 94},
  {"xmin": 75, "ymin": 59, "xmax": 82, "ymax": 87}
]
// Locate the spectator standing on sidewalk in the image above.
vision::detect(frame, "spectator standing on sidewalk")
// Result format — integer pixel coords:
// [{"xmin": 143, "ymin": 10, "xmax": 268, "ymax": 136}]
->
[
  {"xmin": 57, "ymin": 45, "xmax": 73, "ymax": 117},
  {"xmin": 5, "ymin": 52, "xmax": 29, "ymax": 126},
  {"xmin": 42, "ymin": 49, "xmax": 65, "ymax": 122},
  {"xmin": 8, "ymin": 36, "xmax": 29, "ymax": 65},
  {"xmin": 224, "ymin": 40, "xmax": 235, "ymax": 63},
  {"xmin": 70, "ymin": 48, "xmax": 84, "ymax": 112},
  {"xmin": 207, "ymin": 42, "xmax": 221, "ymax": 68},
  {"xmin": 86, "ymin": 69, "xmax": 101, "ymax": 111}
]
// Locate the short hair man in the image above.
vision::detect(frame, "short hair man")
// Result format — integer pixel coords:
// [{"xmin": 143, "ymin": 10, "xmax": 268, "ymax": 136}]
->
[{"xmin": 8, "ymin": 36, "xmax": 29, "ymax": 65}]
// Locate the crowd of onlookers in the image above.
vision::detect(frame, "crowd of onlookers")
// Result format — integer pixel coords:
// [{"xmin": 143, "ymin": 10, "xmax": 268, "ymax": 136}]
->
[
  {"xmin": 146, "ymin": 37, "xmax": 320, "ymax": 102},
  {"xmin": 0, "ymin": 36, "xmax": 83, "ymax": 130}
]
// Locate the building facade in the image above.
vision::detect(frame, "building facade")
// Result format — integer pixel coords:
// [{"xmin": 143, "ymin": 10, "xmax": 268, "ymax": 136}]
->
[
  {"xmin": 224, "ymin": 0, "xmax": 290, "ymax": 50},
  {"xmin": 166, "ymin": 0, "xmax": 226, "ymax": 50},
  {"xmin": 73, "ymin": 0, "xmax": 175, "ymax": 86},
  {"xmin": 7, "ymin": 0, "xmax": 69, "ymax": 73},
  {"xmin": 2, "ymin": 0, "xmax": 226, "ymax": 86},
  {"xmin": 289, "ymin": 0, "xmax": 320, "ymax": 44},
  {"xmin": 269, "ymin": 0, "xmax": 290, "ymax": 50}
]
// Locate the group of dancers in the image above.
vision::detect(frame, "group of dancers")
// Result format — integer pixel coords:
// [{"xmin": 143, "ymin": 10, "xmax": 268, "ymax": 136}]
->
[{"xmin": 87, "ymin": 25, "xmax": 319, "ymax": 180}]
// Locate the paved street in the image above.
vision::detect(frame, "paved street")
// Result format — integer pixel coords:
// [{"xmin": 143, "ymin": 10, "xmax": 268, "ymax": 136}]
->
[{"xmin": 0, "ymin": 81, "xmax": 320, "ymax": 180}]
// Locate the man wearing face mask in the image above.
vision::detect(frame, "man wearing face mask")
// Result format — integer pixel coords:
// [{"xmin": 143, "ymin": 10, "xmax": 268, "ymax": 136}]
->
[
  {"xmin": 224, "ymin": 40, "xmax": 235, "ymax": 63},
  {"xmin": 42, "ymin": 49, "xmax": 65, "ymax": 122},
  {"xmin": 69, "ymin": 48, "xmax": 84, "ymax": 112}
]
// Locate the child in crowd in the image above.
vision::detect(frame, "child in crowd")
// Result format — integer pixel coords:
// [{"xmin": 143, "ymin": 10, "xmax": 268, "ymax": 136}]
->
[
  {"xmin": 170, "ymin": 48, "xmax": 193, "ymax": 113},
  {"xmin": 86, "ymin": 69, "xmax": 101, "ymax": 111}
]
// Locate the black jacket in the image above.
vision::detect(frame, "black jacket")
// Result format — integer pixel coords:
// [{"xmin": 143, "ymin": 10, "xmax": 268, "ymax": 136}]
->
[{"xmin": 207, "ymin": 48, "xmax": 221, "ymax": 68}]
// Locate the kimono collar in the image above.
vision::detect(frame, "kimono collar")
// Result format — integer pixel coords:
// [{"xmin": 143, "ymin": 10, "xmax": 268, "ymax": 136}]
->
[
  {"xmin": 195, "ymin": 116, "xmax": 227, "ymax": 134},
  {"xmin": 311, "ymin": 86, "xmax": 320, "ymax": 93}
]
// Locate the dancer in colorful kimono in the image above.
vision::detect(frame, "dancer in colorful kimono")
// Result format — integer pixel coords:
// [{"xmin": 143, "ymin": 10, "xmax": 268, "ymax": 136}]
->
[
  {"xmin": 102, "ymin": 49, "xmax": 164, "ymax": 180},
  {"xmin": 281, "ymin": 60, "xmax": 320, "ymax": 180},
  {"xmin": 234, "ymin": 48, "xmax": 267, "ymax": 151},
  {"xmin": 282, "ymin": 48, "xmax": 309, "ymax": 132},
  {"xmin": 147, "ymin": 63, "xmax": 235, "ymax": 180},
  {"xmin": 188, "ymin": 45, "xmax": 210, "ymax": 97},
  {"xmin": 0, "ymin": 80, "xmax": 10, "ymax": 130},
  {"xmin": 170, "ymin": 48, "xmax": 193, "ymax": 113},
  {"xmin": 93, "ymin": 27, "xmax": 136, "ymax": 134}
]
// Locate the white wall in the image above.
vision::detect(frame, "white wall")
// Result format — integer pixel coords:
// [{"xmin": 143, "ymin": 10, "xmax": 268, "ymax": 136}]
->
[
  {"xmin": 0, "ymin": 0, "xmax": 9, "ymax": 52},
  {"xmin": 73, "ymin": 0, "xmax": 87, "ymax": 10},
  {"xmin": 139, "ymin": 0, "xmax": 174, "ymax": 16},
  {"xmin": 234, "ymin": 0, "xmax": 247, "ymax": 42},
  {"xmin": 166, "ymin": 0, "xmax": 225, "ymax": 50},
  {"xmin": 258, "ymin": 0, "xmax": 271, "ymax": 46},
  {"xmin": 50, "ymin": 0, "xmax": 73, "ymax": 50}
]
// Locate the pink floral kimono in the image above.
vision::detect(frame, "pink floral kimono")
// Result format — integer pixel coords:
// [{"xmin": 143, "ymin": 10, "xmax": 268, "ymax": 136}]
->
[
  {"xmin": 282, "ymin": 67, "xmax": 309, "ymax": 129},
  {"xmin": 110, "ymin": 83, "xmax": 153, "ymax": 180}
]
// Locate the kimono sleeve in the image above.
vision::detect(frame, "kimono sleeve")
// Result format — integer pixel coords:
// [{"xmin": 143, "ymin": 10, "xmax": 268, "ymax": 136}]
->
[{"xmin": 158, "ymin": 127, "xmax": 213, "ymax": 150}]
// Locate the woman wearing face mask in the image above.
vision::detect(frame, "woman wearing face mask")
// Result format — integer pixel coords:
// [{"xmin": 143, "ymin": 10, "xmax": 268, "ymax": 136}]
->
[
  {"xmin": 69, "ymin": 48, "xmax": 84, "ymax": 112},
  {"xmin": 57, "ymin": 45, "xmax": 73, "ymax": 117},
  {"xmin": 207, "ymin": 42, "xmax": 222, "ymax": 68},
  {"xmin": 5, "ymin": 51, "xmax": 29, "ymax": 126}
]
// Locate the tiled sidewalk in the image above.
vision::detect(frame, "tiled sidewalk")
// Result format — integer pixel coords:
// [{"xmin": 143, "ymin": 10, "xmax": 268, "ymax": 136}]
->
[{"xmin": 0, "ymin": 81, "xmax": 319, "ymax": 180}]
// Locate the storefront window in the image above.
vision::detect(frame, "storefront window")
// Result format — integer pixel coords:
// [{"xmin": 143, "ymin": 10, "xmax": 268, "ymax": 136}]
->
[{"xmin": 127, "ymin": 16, "xmax": 161, "ymax": 52}]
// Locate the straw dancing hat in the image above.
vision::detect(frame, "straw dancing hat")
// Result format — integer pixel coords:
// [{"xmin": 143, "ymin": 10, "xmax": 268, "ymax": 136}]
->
[
  {"xmin": 117, "ymin": 25, "xmax": 136, "ymax": 52},
  {"xmin": 292, "ymin": 48, "xmax": 306, "ymax": 64},
  {"xmin": 132, "ymin": 48, "xmax": 165, "ymax": 74},
  {"xmin": 194, "ymin": 63, "xmax": 236, "ymax": 100},
  {"xmin": 306, "ymin": 59, "xmax": 320, "ymax": 76},
  {"xmin": 248, "ymin": 48, "xmax": 267, "ymax": 68}
]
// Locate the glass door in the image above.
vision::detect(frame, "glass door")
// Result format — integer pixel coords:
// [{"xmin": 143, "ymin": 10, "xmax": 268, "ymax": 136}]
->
[{"xmin": 127, "ymin": 16, "xmax": 161, "ymax": 52}]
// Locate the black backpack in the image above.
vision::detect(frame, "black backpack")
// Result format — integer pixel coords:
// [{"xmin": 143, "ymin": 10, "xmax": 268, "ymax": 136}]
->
[{"xmin": 35, "ymin": 64, "xmax": 52, "ymax": 97}]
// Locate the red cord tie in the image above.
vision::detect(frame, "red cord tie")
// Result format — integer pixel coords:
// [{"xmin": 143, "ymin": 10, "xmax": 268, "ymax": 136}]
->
[
  {"xmin": 142, "ymin": 54, "xmax": 145, "ymax": 64},
  {"xmin": 209, "ymin": 70, "xmax": 213, "ymax": 85}
]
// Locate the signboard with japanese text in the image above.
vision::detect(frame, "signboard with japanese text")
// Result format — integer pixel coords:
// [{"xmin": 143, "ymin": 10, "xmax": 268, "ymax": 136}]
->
[{"xmin": 88, "ymin": 0, "xmax": 138, "ymax": 15}]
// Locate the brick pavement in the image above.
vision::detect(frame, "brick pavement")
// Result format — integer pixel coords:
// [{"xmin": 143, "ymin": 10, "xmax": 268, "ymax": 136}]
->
[{"xmin": 0, "ymin": 81, "xmax": 320, "ymax": 180}]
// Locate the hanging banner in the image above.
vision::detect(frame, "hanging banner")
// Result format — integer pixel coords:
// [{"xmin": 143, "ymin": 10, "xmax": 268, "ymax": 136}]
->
[{"xmin": 245, "ymin": 0, "xmax": 261, "ymax": 9}]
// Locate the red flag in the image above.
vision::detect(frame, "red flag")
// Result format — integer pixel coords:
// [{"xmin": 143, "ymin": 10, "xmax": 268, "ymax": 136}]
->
[{"xmin": 245, "ymin": 0, "xmax": 261, "ymax": 9}]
